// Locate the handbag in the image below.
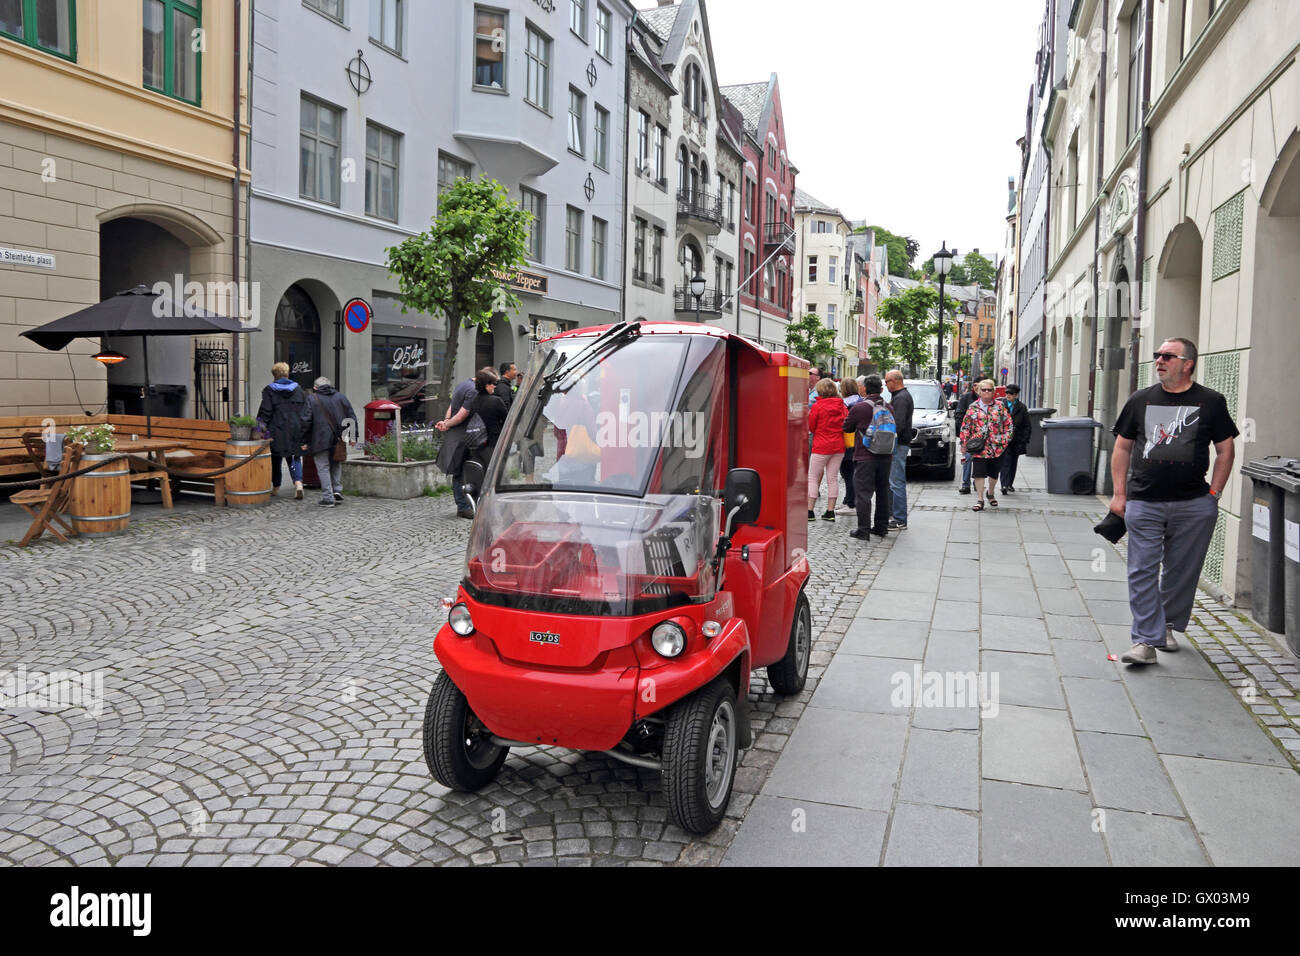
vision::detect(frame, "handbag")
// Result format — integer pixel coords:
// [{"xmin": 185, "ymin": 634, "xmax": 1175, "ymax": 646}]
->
[
  {"xmin": 465, "ymin": 412, "xmax": 488, "ymax": 451},
  {"xmin": 312, "ymin": 394, "xmax": 349, "ymax": 463}
]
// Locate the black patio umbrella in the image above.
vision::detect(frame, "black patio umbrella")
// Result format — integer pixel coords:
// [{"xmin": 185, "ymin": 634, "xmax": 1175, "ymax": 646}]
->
[{"xmin": 21, "ymin": 284, "xmax": 256, "ymax": 436}]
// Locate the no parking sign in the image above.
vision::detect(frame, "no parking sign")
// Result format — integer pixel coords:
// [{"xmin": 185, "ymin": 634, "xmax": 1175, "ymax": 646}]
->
[{"xmin": 343, "ymin": 298, "xmax": 372, "ymax": 333}]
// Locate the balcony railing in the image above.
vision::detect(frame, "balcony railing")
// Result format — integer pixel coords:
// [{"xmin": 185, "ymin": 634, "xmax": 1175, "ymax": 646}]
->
[
  {"xmin": 673, "ymin": 286, "xmax": 725, "ymax": 314},
  {"xmin": 676, "ymin": 188, "xmax": 723, "ymax": 231},
  {"xmin": 763, "ymin": 221, "xmax": 795, "ymax": 251},
  {"xmin": 852, "ymin": 295, "xmax": 865, "ymax": 314}
]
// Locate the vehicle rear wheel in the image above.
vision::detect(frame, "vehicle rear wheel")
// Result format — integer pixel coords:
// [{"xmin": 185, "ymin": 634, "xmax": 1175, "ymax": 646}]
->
[
  {"xmin": 662, "ymin": 679, "xmax": 739, "ymax": 834},
  {"xmin": 422, "ymin": 671, "xmax": 508, "ymax": 791},
  {"xmin": 767, "ymin": 591, "xmax": 811, "ymax": 695}
]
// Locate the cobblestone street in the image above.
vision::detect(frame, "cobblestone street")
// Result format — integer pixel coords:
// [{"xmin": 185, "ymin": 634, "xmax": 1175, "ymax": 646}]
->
[{"xmin": 0, "ymin": 486, "xmax": 888, "ymax": 867}]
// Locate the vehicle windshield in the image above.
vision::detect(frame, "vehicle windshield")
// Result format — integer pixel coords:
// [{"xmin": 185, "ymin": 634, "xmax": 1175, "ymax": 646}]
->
[
  {"xmin": 463, "ymin": 492, "xmax": 721, "ymax": 616},
  {"xmin": 906, "ymin": 383, "xmax": 945, "ymax": 410},
  {"xmin": 491, "ymin": 333, "xmax": 727, "ymax": 498}
]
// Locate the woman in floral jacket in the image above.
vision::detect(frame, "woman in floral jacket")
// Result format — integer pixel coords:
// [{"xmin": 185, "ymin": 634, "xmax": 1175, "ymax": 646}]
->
[{"xmin": 959, "ymin": 379, "xmax": 1013, "ymax": 511}]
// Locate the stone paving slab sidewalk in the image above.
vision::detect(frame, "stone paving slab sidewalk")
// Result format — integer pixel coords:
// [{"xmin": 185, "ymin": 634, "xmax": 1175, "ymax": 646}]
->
[{"xmin": 725, "ymin": 457, "xmax": 1300, "ymax": 866}]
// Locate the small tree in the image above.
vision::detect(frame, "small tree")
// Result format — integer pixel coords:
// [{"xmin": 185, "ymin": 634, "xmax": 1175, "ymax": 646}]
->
[
  {"xmin": 386, "ymin": 177, "xmax": 532, "ymax": 409},
  {"xmin": 866, "ymin": 334, "xmax": 895, "ymax": 371},
  {"xmin": 785, "ymin": 312, "xmax": 837, "ymax": 367},
  {"xmin": 876, "ymin": 286, "xmax": 961, "ymax": 377},
  {"xmin": 961, "ymin": 251, "xmax": 997, "ymax": 289}
]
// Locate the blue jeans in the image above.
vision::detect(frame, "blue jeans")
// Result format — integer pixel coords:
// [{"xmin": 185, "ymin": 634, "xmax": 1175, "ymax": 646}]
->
[
  {"xmin": 961, "ymin": 452, "xmax": 973, "ymax": 488},
  {"xmin": 1124, "ymin": 496, "xmax": 1219, "ymax": 644},
  {"xmin": 452, "ymin": 467, "xmax": 471, "ymax": 512},
  {"xmin": 889, "ymin": 444, "xmax": 908, "ymax": 522},
  {"xmin": 271, "ymin": 455, "xmax": 302, "ymax": 487}
]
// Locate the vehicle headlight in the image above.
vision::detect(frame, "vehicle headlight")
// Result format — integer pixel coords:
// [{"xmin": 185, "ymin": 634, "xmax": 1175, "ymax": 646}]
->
[
  {"xmin": 651, "ymin": 621, "xmax": 687, "ymax": 658},
  {"xmin": 448, "ymin": 602, "xmax": 474, "ymax": 636}
]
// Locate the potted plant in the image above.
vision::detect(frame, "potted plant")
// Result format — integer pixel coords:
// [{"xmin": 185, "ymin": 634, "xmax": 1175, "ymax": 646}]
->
[
  {"xmin": 229, "ymin": 415, "xmax": 257, "ymax": 441},
  {"xmin": 66, "ymin": 422, "xmax": 116, "ymax": 454}
]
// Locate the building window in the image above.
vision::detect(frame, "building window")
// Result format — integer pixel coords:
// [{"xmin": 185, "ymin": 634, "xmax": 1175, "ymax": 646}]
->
[
  {"xmin": 591, "ymin": 217, "xmax": 606, "ymax": 280},
  {"xmin": 652, "ymin": 227, "xmax": 664, "ymax": 285},
  {"xmin": 437, "ymin": 151, "xmax": 472, "ymax": 211},
  {"xmin": 633, "ymin": 217, "xmax": 646, "ymax": 278},
  {"xmin": 765, "ymin": 192, "xmax": 776, "ymax": 227},
  {"xmin": 473, "ymin": 7, "xmax": 506, "ymax": 90},
  {"xmin": 595, "ymin": 3, "xmax": 611, "ymax": 60},
  {"xmin": 594, "ymin": 105, "xmax": 609, "ymax": 169},
  {"xmin": 829, "ymin": 256, "xmax": 837, "ymax": 284},
  {"xmin": 727, "ymin": 181, "xmax": 736, "ymax": 227},
  {"xmin": 300, "ymin": 94, "xmax": 342, "ymax": 205},
  {"xmin": 725, "ymin": 262, "xmax": 733, "ymax": 298},
  {"xmin": 143, "ymin": 0, "xmax": 200, "ymax": 104},
  {"xmin": 525, "ymin": 23, "xmax": 550, "ymax": 111},
  {"xmin": 569, "ymin": 0, "xmax": 585, "ymax": 40},
  {"xmin": 370, "ymin": 0, "xmax": 403, "ymax": 55},
  {"xmin": 365, "ymin": 122, "xmax": 400, "ymax": 222},
  {"xmin": 565, "ymin": 206, "xmax": 582, "ymax": 273},
  {"xmin": 522, "ymin": 187, "xmax": 545, "ymax": 261},
  {"xmin": 678, "ymin": 145, "xmax": 688, "ymax": 193},
  {"xmin": 2, "ymin": 0, "xmax": 75, "ymax": 57},
  {"xmin": 768, "ymin": 144, "xmax": 776, "ymax": 167},
  {"xmin": 1126, "ymin": 3, "xmax": 1143, "ymax": 144},
  {"xmin": 304, "ymin": 0, "xmax": 343, "ymax": 22},
  {"xmin": 636, "ymin": 111, "xmax": 649, "ymax": 168},
  {"xmin": 654, "ymin": 125, "xmax": 666, "ymax": 182},
  {"xmin": 827, "ymin": 303, "xmax": 836, "ymax": 331},
  {"xmin": 764, "ymin": 263, "xmax": 774, "ymax": 301},
  {"xmin": 568, "ymin": 87, "xmax": 585, "ymax": 155},
  {"xmin": 807, "ymin": 255, "xmax": 817, "ymax": 283}
]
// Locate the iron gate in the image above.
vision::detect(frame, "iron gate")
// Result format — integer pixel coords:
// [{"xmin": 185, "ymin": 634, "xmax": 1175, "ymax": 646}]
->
[{"xmin": 194, "ymin": 339, "xmax": 230, "ymax": 421}]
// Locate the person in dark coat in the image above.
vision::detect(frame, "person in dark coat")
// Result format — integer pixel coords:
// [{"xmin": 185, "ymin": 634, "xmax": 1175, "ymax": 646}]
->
[
  {"xmin": 305, "ymin": 377, "xmax": 358, "ymax": 507},
  {"xmin": 256, "ymin": 361, "xmax": 311, "ymax": 499},
  {"xmin": 1000, "ymin": 384, "xmax": 1032, "ymax": 494}
]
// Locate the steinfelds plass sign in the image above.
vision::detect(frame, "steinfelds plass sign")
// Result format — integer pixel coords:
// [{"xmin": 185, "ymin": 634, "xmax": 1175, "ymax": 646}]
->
[{"xmin": 489, "ymin": 266, "xmax": 548, "ymax": 296}]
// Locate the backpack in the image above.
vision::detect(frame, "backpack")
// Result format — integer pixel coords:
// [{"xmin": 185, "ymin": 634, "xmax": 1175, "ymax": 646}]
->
[{"xmin": 858, "ymin": 401, "xmax": 897, "ymax": 455}]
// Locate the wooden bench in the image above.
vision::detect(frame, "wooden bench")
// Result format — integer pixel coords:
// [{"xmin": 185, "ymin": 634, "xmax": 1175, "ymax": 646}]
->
[
  {"xmin": 106, "ymin": 415, "xmax": 233, "ymax": 505},
  {"xmin": 0, "ymin": 414, "xmax": 109, "ymax": 481}
]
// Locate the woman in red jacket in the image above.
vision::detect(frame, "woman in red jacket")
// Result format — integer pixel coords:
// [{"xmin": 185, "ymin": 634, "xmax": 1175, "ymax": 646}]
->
[{"xmin": 807, "ymin": 377, "xmax": 848, "ymax": 520}]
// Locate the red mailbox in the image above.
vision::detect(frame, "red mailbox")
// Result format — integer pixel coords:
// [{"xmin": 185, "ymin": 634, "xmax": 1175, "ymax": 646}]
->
[{"xmin": 365, "ymin": 399, "xmax": 401, "ymax": 444}]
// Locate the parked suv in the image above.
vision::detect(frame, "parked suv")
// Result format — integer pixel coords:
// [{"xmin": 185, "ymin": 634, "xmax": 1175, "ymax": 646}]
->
[{"xmin": 902, "ymin": 379, "xmax": 955, "ymax": 479}]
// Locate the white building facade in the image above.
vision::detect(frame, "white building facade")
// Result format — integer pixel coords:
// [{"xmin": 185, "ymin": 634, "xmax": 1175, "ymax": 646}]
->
[
  {"xmin": 250, "ymin": 0, "xmax": 633, "ymax": 419},
  {"xmin": 793, "ymin": 189, "xmax": 855, "ymax": 377}
]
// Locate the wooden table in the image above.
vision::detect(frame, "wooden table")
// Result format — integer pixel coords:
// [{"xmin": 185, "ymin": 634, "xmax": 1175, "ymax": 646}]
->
[{"xmin": 113, "ymin": 438, "xmax": 187, "ymax": 508}]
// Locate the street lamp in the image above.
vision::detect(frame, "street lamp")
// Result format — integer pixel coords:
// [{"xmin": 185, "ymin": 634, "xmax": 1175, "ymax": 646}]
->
[
  {"xmin": 933, "ymin": 242, "xmax": 954, "ymax": 381},
  {"xmin": 690, "ymin": 271, "xmax": 706, "ymax": 324}
]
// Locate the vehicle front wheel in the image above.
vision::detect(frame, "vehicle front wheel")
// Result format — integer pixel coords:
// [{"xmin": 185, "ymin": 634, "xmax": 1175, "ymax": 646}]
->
[
  {"xmin": 422, "ymin": 671, "xmax": 508, "ymax": 791},
  {"xmin": 767, "ymin": 591, "xmax": 811, "ymax": 695},
  {"xmin": 662, "ymin": 679, "xmax": 739, "ymax": 834},
  {"xmin": 940, "ymin": 455, "xmax": 956, "ymax": 481}
]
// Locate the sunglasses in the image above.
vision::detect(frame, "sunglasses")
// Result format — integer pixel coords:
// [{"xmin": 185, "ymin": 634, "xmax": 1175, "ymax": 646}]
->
[
  {"xmin": 978, "ymin": 387, "xmax": 994, "ymax": 392},
  {"xmin": 1152, "ymin": 351, "xmax": 1186, "ymax": 361}
]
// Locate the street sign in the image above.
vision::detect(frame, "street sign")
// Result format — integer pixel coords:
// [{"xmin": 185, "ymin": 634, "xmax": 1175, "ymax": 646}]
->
[
  {"xmin": 1000, "ymin": 367, "xmax": 1008, "ymax": 376},
  {"xmin": 343, "ymin": 298, "xmax": 372, "ymax": 333}
]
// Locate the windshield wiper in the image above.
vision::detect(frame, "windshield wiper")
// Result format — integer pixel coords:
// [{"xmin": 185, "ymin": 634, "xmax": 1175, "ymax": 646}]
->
[{"xmin": 543, "ymin": 320, "xmax": 641, "ymax": 393}]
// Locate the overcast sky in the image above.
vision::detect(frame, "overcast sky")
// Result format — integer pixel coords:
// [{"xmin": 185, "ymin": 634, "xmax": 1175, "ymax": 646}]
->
[{"xmin": 635, "ymin": 0, "xmax": 1044, "ymax": 271}]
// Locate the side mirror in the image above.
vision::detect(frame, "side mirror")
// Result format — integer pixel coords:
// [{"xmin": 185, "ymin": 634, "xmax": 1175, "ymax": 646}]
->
[
  {"xmin": 723, "ymin": 468, "xmax": 761, "ymax": 526},
  {"xmin": 461, "ymin": 459, "xmax": 485, "ymax": 498}
]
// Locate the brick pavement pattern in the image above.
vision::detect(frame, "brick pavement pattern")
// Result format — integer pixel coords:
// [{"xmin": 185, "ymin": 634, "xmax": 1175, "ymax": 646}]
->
[{"xmin": 0, "ymin": 489, "xmax": 885, "ymax": 866}]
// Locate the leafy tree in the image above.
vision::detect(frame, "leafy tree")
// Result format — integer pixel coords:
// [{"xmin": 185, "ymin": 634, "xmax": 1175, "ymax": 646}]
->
[
  {"xmin": 386, "ymin": 176, "xmax": 532, "ymax": 409},
  {"xmin": 866, "ymin": 334, "xmax": 895, "ymax": 371},
  {"xmin": 875, "ymin": 286, "xmax": 961, "ymax": 377},
  {"xmin": 961, "ymin": 251, "xmax": 997, "ymax": 289},
  {"xmin": 859, "ymin": 225, "xmax": 919, "ymax": 277},
  {"xmin": 785, "ymin": 312, "xmax": 838, "ymax": 366}
]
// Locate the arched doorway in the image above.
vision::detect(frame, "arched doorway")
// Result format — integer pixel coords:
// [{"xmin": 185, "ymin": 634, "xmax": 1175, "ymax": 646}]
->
[
  {"xmin": 274, "ymin": 285, "xmax": 321, "ymax": 390},
  {"xmin": 1046, "ymin": 326, "xmax": 1058, "ymax": 407},
  {"xmin": 1155, "ymin": 219, "xmax": 1203, "ymax": 347},
  {"xmin": 1099, "ymin": 263, "xmax": 1130, "ymax": 432}
]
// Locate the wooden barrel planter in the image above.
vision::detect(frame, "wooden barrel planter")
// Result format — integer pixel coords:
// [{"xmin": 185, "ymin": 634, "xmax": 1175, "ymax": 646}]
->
[
  {"xmin": 70, "ymin": 453, "xmax": 130, "ymax": 536},
  {"xmin": 224, "ymin": 440, "xmax": 272, "ymax": 507}
]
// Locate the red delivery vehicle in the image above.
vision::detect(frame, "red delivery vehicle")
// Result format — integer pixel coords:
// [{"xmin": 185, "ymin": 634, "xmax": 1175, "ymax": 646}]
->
[{"xmin": 422, "ymin": 321, "xmax": 813, "ymax": 832}]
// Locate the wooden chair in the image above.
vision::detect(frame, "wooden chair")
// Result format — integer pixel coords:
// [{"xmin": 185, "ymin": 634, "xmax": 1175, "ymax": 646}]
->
[
  {"xmin": 20, "ymin": 431, "xmax": 51, "ymax": 473},
  {"xmin": 12, "ymin": 443, "xmax": 83, "ymax": 547}
]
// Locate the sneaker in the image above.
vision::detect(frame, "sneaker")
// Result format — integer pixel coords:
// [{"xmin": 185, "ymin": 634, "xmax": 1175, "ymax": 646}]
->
[
  {"xmin": 848, "ymin": 529, "xmax": 871, "ymax": 540},
  {"xmin": 959, "ymin": 486, "xmax": 971, "ymax": 495},
  {"xmin": 1155, "ymin": 627, "xmax": 1180, "ymax": 652},
  {"xmin": 456, "ymin": 510, "xmax": 475, "ymax": 519},
  {"xmin": 888, "ymin": 519, "xmax": 907, "ymax": 530},
  {"xmin": 821, "ymin": 510, "xmax": 836, "ymax": 521},
  {"xmin": 295, "ymin": 481, "xmax": 304, "ymax": 500},
  {"xmin": 333, "ymin": 493, "xmax": 343, "ymax": 503},
  {"xmin": 318, "ymin": 499, "xmax": 334, "ymax": 508},
  {"xmin": 808, "ymin": 509, "xmax": 816, "ymax": 519},
  {"xmin": 1120, "ymin": 643, "xmax": 1157, "ymax": 665}
]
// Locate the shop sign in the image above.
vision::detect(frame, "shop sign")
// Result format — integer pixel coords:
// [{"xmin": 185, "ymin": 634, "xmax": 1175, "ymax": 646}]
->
[{"xmin": 489, "ymin": 266, "xmax": 549, "ymax": 295}]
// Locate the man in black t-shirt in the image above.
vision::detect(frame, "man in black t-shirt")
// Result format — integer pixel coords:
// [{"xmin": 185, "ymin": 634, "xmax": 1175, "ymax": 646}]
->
[{"xmin": 1110, "ymin": 338, "xmax": 1238, "ymax": 665}]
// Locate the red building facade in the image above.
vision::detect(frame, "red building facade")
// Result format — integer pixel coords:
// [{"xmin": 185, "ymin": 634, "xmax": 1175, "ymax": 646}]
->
[{"xmin": 722, "ymin": 74, "xmax": 796, "ymax": 352}]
